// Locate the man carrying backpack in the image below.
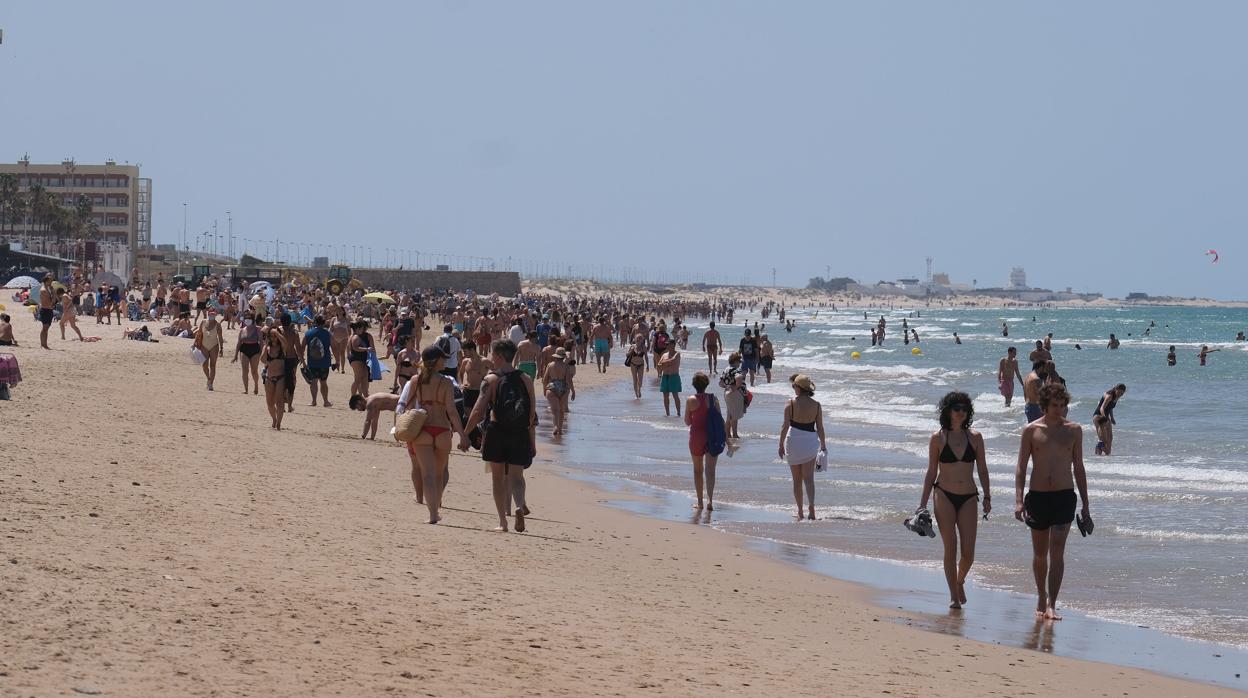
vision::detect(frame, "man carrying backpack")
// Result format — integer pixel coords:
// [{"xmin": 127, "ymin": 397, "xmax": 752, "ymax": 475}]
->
[
  {"xmin": 303, "ymin": 315, "xmax": 334, "ymax": 407},
  {"xmin": 459, "ymin": 339, "xmax": 537, "ymax": 533},
  {"xmin": 435, "ymin": 324, "xmax": 462, "ymax": 378}
]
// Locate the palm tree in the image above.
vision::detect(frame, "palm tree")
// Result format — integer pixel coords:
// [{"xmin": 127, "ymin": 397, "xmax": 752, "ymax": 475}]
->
[
  {"xmin": 0, "ymin": 174, "xmax": 17, "ymax": 232},
  {"xmin": 72, "ymin": 194, "xmax": 93, "ymax": 239}
]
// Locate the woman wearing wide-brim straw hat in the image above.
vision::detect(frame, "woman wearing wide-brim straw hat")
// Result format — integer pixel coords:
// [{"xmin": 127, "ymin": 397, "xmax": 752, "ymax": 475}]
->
[
  {"xmin": 778, "ymin": 374, "xmax": 826, "ymax": 521},
  {"xmin": 542, "ymin": 346, "xmax": 576, "ymax": 437}
]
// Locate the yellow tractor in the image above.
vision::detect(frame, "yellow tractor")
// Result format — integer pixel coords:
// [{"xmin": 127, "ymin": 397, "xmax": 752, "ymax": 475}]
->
[{"xmin": 324, "ymin": 264, "xmax": 362, "ymax": 294}]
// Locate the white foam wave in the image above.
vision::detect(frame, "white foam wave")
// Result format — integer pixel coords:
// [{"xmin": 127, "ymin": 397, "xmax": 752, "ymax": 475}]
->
[{"xmin": 1112, "ymin": 527, "xmax": 1248, "ymax": 544}]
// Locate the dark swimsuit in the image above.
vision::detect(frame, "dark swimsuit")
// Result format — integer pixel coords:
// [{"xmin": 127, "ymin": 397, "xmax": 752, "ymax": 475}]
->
[
  {"xmin": 1093, "ymin": 394, "xmax": 1117, "ymax": 422},
  {"xmin": 349, "ymin": 334, "xmax": 372, "ymax": 365},
  {"xmin": 789, "ymin": 419, "xmax": 816, "ymax": 432},
  {"xmin": 934, "ymin": 432, "xmax": 979, "ymax": 512}
]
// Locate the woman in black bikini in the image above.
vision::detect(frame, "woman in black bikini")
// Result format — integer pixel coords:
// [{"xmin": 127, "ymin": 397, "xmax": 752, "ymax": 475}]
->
[
  {"xmin": 261, "ymin": 328, "xmax": 290, "ymax": 430},
  {"xmin": 1092, "ymin": 383, "xmax": 1126, "ymax": 455},
  {"xmin": 392, "ymin": 335, "xmax": 418, "ymax": 391},
  {"xmin": 397, "ymin": 345, "xmax": 465, "ymax": 524},
  {"xmin": 919, "ymin": 391, "xmax": 991, "ymax": 609},
  {"xmin": 348, "ymin": 321, "xmax": 374, "ymax": 400},
  {"xmin": 233, "ymin": 312, "xmax": 263, "ymax": 395}
]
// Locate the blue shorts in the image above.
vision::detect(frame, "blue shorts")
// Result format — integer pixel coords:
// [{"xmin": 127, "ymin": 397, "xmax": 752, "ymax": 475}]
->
[
  {"xmin": 741, "ymin": 357, "xmax": 758, "ymax": 372},
  {"xmin": 594, "ymin": 339, "xmax": 610, "ymax": 355},
  {"xmin": 1025, "ymin": 403, "xmax": 1043, "ymax": 422}
]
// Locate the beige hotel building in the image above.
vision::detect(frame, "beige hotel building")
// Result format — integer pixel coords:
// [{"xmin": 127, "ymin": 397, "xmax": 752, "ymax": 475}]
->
[{"xmin": 1, "ymin": 157, "xmax": 152, "ymax": 254}]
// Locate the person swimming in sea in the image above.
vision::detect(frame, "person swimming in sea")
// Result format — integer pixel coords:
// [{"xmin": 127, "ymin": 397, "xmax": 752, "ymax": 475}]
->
[{"xmin": 1167, "ymin": 345, "xmax": 1177, "ymax": 366}]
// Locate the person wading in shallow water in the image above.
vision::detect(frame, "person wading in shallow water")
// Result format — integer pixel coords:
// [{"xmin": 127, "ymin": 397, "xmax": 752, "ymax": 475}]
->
[
  {"xmin": 1015, "ymin": 383, "xmax": 1092, "ymax": 622},
  {"xmin": 919, "ymin": 392, "xmax": 991, "ymax": 609}
]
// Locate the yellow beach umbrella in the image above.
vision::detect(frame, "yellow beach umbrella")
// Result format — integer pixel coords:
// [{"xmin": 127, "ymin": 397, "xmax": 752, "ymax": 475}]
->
[{"xmin": 363, "ymin": 292, "xmax": 396, "ymax": 304}]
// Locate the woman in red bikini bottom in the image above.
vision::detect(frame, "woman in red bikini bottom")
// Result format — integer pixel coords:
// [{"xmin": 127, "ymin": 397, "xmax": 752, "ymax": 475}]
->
[{"xmin": 397, "ymin": 345, "xmax": 465, "ymax": 524}]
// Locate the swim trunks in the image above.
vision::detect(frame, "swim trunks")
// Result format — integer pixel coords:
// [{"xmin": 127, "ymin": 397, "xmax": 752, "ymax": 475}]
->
[
  {"xmin": 659, "ymin": 373, "xmax": 682, "ymax": 393},
  {"xmin": 760, "ymin": 356, "xmax": 773, "ymax": 370},
  {"xmin": 999, "ymin": 377, "xmax": 1014, "ymax": 399},
  {"xmin": 593, "ymin": 338, "xmax": 609, "ymax": 355},
  {"xmin": 741, "ymin": 357, "xmax": 758, "ymax": 372},
  {"xmin": 517, "ymin": 361, "xmax": 537, "ymax": 380},
  {"xmin": 1023, "ymin": 489, "xmax": 1077, "ymax": 530},
  {"xmin": 196, "ymin": 301, "xmax": 207, "ymax": 310},
  {"xmin": 305, "ymin": 366, "xmax": 329, "ymax": 381},
  {"xmin": 38, "ymin": 308, "xmax": 54, "ymax": 325},
  {"xmin": 481, "ymin": 425, "xmax": 533, "ymax": 469},
  {"xmin": 1024, "ymin": 403, "xmax": 1042, "ymax": 422}
]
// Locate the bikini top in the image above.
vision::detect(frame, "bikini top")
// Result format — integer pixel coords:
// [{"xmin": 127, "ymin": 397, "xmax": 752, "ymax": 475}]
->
[
  {"xmin": 789, "ymin": 419, "xmax": 816, "ymax": 432},
  {"xmin": 939, "ymin": 431, "xmax": 976, "ymax": 463}
]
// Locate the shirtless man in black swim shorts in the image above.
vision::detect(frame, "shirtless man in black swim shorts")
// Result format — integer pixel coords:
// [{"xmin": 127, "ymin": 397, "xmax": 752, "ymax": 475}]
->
[
  {"xmin": 38, "ymin": 275, "xmax": 56, "ymax": 349},
  {"xmin": 1014, "ymin": 383, "xmax": 1091, "ymax": 621}
]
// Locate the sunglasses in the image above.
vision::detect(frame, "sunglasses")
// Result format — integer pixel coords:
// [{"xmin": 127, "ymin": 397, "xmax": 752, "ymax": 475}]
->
[{"xmin": 950, "ymin": 404, "xmax": 969, "ymax": 412}]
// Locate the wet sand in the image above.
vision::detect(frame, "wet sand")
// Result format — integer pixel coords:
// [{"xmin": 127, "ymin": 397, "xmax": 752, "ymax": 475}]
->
[{"xmin": 0, "ymin": 320, "xmax": 1240, "ymax": 696}]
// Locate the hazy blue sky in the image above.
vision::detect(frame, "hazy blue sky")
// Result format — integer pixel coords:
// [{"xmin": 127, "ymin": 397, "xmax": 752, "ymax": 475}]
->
[{"xmin": 3, "ymin": 2, "xmax": 1246, "ymax": 298}]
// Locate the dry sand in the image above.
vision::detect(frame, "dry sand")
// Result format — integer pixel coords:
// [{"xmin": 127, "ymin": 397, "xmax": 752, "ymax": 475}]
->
[{"xmin": 0, "ymin": 317, "xmax": 1238, "ymax": 696}]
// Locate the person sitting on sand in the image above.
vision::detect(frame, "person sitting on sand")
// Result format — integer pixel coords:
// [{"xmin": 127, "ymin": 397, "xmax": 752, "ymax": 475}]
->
[
  {"xmin": 351, "ymin": 392, "xmax": 399, "ymax": 440},
  {"xmin": 0, "ymin": 313, "xmax": 17, "ymax": 346},
  {"xmin": 1014, "ymin": 383, "xmax": 1091, "ymax": 621},
  {"xmin": 778, "ymin": 374, "xmax": 825, "ymax": 521},
  {"xmin": 919, "ymin": 392, "xmax": 991, "ymax": 609}
]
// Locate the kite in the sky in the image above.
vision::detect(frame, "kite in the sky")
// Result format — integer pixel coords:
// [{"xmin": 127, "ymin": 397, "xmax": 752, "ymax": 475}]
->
[{"xmin": 1207, "ymin": 249, "xmax": 1219, "ymax": 264}]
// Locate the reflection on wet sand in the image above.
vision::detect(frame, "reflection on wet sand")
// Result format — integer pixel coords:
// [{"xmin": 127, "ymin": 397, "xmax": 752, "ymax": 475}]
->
[{"xmin": 1024, "ymin": 621, "xmax": 1057, "ymax": 653}]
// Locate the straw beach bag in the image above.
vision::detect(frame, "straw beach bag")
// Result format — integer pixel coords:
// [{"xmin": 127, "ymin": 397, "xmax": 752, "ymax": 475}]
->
[{"xmin": 393, "ymin": 406, "xmax": 427, "ymax": 443}]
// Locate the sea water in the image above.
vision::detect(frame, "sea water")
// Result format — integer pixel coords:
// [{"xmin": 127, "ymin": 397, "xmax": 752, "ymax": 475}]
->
[{"xmin": 554, "ymin": 305, "xmax": 1248, "ymax": 652}]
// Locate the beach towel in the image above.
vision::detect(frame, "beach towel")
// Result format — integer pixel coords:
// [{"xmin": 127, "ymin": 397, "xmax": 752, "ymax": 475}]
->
[{"xmin": 367, "ymin": 349, "xmax": 383, "ymax": 381}]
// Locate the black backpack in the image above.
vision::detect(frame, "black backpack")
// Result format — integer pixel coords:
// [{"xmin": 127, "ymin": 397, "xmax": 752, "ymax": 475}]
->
[
  {"xmin": 436, "ymin": 334, "xmax": 454, "ymax": 357},
  {"xmin": 491, "ymin": 371, "xmax": 530, "ymax": 431}
]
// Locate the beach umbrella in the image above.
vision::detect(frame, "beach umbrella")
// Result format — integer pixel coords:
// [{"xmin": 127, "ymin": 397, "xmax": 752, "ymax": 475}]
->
[
  {"xmin": 248, "ymin": 280, "xmax": 272, "ymax": 294},
  {"xmin": 363, "ymin": 292, "xmax": 396, "ymax": 304},
  {"xmin": 2, "ymin": 275, "xmax": 40, "ymax": 289},
  {"xmin": 94, "ymin": 271, "xmax": 124, "ymax": 288}
]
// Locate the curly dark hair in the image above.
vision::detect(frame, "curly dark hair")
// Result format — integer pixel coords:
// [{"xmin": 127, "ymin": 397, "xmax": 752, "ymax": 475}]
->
[{"xmin": 938, "ymin": 391, "xmax": 974, "ymax": 431}]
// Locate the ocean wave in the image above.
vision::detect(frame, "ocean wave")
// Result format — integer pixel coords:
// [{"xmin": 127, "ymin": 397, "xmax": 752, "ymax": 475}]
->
[
  {"xmin": 1111, "ymin": 527, "xmax": 1248, "ymax": 544},
  {"xmin": 1087, "ymin": 460, "xmax": 1248, "ymax": 486}
]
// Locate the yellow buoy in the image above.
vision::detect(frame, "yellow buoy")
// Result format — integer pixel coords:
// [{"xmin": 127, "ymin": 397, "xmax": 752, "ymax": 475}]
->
[
  {"xmin": 850, "ymin": 351, "xmax": 861, "ymax": 359},
  {"xmin": 0, "ymin": 303, "xmax": 6, "ymax": 312},
  {"xmin": 912, "ymin": 347, "xmax": 922, "ymax": 355}
]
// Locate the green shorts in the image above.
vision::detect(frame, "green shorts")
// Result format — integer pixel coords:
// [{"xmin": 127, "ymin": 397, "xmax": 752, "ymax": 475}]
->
[
  {"xmin": 659, "ymin": 373, "xmax": 682, "ymax": 393},
  {"xmin": 518, "ymin": 361, "xmax": 537, "ymax": 380}
]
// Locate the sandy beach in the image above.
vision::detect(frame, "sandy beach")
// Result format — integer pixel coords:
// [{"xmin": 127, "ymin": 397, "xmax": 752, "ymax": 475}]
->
[{"xmin": 1, "ymin": 320, "xmax": 1240, "ymax": 696}]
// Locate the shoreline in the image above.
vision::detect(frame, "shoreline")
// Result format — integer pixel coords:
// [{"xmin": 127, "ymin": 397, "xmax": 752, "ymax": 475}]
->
[
  {"xmin": 518, "ymin": 281, "xmax": 1248, "ymax": 309},
  {"xmin": 0, "ymin": 323, "xmax": 1242, "ymax": 695}
]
